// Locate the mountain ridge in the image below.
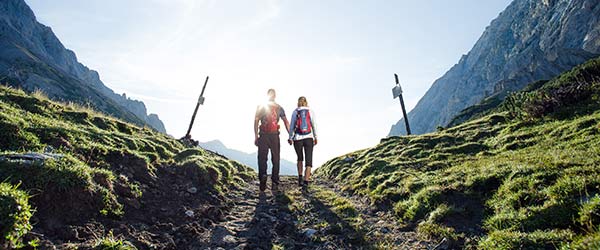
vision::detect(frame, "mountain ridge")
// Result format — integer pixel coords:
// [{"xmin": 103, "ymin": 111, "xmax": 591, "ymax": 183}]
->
[
  {"xmin": 0, "ymin": 0, "xmax": 166, "ymax": 132},
  {"xmin": 390, "ymin": 0, "xmax": 600, "ymax": 136}
]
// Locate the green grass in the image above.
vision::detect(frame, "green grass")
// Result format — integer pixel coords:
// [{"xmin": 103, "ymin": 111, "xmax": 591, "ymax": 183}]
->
[
  {"xmin": 0, "ymin": 182, "xmax": 32, "ymax": 249},
  {"xmin": 0, "ymin": 85, "xmax": 255, "ymax": 246},
  {"xmin": 93, "ymin": 231, "xmax": 137, "ymax": 250},
  {"xmin": 312, "ymin": 187, "xmax": 360, "ymax": 220},
  {"xmin": 315, "ymin": 57, "xmax": 600, "ymax": 248}
]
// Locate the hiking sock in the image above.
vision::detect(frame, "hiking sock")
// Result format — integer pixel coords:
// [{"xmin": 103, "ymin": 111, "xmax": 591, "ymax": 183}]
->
[{"xmin": 298, "ymin": 175, "xmax": 303, "ymax": 186}]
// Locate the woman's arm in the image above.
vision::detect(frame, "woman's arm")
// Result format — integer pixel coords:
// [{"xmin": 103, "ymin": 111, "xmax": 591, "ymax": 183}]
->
[
  {"xmin": 289, "ymin": 109, "xmax": 297, "ymax": 140},
  {"xmin": 310, "ymin": 108, "xmax": 317, "ymax": 141}
]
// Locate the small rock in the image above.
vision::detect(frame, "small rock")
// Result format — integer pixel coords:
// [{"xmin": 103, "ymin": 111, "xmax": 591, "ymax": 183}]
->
[
  {"xmin": 0, "ymin": 152, "xmax": 64, "ymax": 164},
  {"xmin": 185, "ymin": 210, "xmax": 194, "ymax": 217},
  {"xmin": 138, "ymin": 223, "xmax": 149, "ymax": 230},
  {"xmin": 434, "ymin": 237, "xmax": 450, "ymax": 250},
  {"xmin": 44, "ymin": 145, "xmax": 55, "ymax": 153},
  {"xmin": 223, "ymin": 235, "xmax": 237, "ymax": 244},
  {"xmin": 303, "ymin": 228, "xmax": 318, "ymax": 238},
  {"xmin": 343, "ymin": 156, "xmax": 355, "ymax": 163},
  {"xmin": 233, "ymin": 243, "xmax": 248, "ymax": 250},
  {"xmin": 380, "ymin": 227, "xmax": 390, "ymax": 234},
  {"xmin": 187, "ymin": 187, "xmax": 198, "ymax": 194}
]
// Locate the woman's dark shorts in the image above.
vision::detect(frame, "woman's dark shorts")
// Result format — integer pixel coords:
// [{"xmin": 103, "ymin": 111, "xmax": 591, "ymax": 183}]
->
[{"xmin": 293, "ymin": 138, "xmax": 314, "ymax": 166}]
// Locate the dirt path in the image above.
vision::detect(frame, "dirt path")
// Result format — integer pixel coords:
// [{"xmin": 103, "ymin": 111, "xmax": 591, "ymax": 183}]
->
[
  {"xmin": 200, "ymin": 176, "xmax": 434, "ymax": 250},
  {"xmin": 30, "ymin": 174, "xmax": 435, "ymax": 249}
]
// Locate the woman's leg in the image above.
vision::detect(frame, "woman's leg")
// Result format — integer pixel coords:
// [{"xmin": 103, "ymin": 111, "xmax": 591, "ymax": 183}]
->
[
  {"xmin": 304, "ymin": 166, "xmax": 312, "ymax": 182},
  {"xmin": 296, "ymin": 160, "xmax": 304, "ymax": 185},
  {"xmin": 304, "ymin": 138, "xmax": 315, "ymax": 182},
  {"xmin": 296, "ymin": 161, "xmax": 304, "ymax": 176},
  {"xmin": 293, "ymin": 140, "xmax": 304, "ymax": 185}
]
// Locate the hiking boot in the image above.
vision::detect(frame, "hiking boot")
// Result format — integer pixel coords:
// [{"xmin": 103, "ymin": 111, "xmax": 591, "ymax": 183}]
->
[
  {"xmin": 303, "ymin": 180, "xmax": 310, "ymax": 187},
  {"xmin": 272, "ymin": 183, "xmax": 279, "ymax": 192},
  {"xmin": 298, "ymin": 175, "xmax": 303, "ymax": 187},
  {"xmin": 259, "ymin": 180, "xmax": 267, "ymax": 192}
]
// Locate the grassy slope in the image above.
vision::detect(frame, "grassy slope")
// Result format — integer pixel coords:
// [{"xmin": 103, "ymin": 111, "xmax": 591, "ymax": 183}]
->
[
  {"xmin": 316, "ymin": 58, "xmax": 600, "ymax": 249},
  {"xmin": 0, "ymin": 86, "xmax": 254, "ymax": 248}
]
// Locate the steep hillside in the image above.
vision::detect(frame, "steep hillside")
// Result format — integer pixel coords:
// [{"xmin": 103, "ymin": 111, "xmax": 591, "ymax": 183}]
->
[
  {"xmin": 448, "ymin": 56, "xmax": 600, "ymax": 127},
  {"xmin": 0, "ymin": 85, "xmax": 254, "ymax": 249},
  {"xmin": 200, "ymin": 140, "xmax": 298, "ymax": 176},
  {"xmin": 0, "ymin": 0, "xmax": 166, "ymax": 132},
  {"xmin": 318, "ymin": 58, "xmax": 600, "ymax": 249},
  {"xmin": 390, "ymin": 0, "xmax": 600, "ymax": 136}
]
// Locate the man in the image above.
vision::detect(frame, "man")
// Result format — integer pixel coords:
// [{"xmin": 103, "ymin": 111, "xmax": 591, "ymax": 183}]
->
[{"xmin": 254, "ymin": 89, "xmax": 290, "ymax": 192}]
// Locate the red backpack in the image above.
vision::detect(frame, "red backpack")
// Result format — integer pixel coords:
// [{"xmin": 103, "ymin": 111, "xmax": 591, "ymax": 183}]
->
[
  {"xmin": 260, "ymin": 103, "xmax": 280, "ymax": 133},
  {"xmin": 295, "ymin": 109, "xmax": 312, "ymax": 135}
]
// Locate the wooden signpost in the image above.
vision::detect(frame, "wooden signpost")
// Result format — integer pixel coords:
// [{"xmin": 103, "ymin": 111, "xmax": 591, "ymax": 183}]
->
[
  {"xmin": 392, "ymin": 73, "xmax": 411, "ymax": 135},
  {"xmin": 185, "ymin": 76, "xmax": 209, "ymax": 139}
]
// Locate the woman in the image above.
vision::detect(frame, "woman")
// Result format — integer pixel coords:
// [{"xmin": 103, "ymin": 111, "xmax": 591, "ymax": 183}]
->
[{"xmin": 288, "ymin": 96, "xmax": 317, "ymax": 188}]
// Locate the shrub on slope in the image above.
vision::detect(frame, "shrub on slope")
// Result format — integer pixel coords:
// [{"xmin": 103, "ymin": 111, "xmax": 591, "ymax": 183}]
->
[
  {"xmin": 448, "ymin": 56, "xmax": 600, "ymax": 127},
  {"xmin": 0, "ymin": 183, "xmax": 32, "ymax": 249}
]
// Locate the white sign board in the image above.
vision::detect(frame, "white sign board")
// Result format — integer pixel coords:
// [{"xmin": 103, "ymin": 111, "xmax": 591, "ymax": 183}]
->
[{"xmin": 392, "ymin": 85, "xmax": 403, "ymax": 99}]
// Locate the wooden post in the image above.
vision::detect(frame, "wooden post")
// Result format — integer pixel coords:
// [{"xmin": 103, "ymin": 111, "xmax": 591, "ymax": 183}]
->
[
  {"xmin": 393, "ymin": 74, "xmax": 411, "ymax": 135},
  {"xmin": 185, "ymin": 76, "xmax": 209, "ymax": 138}
]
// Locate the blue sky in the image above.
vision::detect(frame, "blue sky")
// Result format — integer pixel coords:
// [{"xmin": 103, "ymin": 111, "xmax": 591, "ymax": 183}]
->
[{"xmin": 26, "ymin": 0, "xmax": 513, "ymax": 167}]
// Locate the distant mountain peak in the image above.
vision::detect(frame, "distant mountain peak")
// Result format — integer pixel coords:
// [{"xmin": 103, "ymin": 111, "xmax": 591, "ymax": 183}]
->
[{"xmin": 203, "ymin": 139, "xmax": 227, "ymax": 148}]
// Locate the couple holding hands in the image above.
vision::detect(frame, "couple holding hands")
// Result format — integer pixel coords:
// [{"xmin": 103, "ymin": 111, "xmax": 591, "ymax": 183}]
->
[{"xmin": 253, "ymin": 89, "xmax": 317, "ymax": 192}]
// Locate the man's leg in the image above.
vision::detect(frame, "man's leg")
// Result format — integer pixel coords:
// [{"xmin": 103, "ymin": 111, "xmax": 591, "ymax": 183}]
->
[
  {"xmin": 257, "ymin": 136, "xmax": 268, "ymax": 191},
  {"xmin": 270, "ymin": 134, "xmax": 281, "ymax": 188}
]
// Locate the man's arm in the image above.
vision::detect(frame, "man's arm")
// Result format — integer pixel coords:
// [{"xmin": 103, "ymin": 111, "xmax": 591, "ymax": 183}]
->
[
  {"xmin": 279, "ymin": 105, "xmax": 291, "ymax": 135},
  {"xmin": 283, "ymin": 115, "xmax": 291, "ymax": 135},
  {"xmin": 254, "ymin": 106, "xmax": 261, "ymax": 146}
]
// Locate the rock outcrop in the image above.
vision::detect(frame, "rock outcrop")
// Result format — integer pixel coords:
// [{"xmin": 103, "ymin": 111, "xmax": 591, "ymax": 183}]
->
[
  {"xmin": 0, "ymin": 0, "xmax": 166, "ymax": 133},
  {"xmin": 390, "ymin": 0, "xmax": 600, "ymax": 136}
]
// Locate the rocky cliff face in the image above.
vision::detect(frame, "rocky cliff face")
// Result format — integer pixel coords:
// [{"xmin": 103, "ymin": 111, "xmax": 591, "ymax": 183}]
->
[
  {"xmin": 390, "ymin": 0, "xmax": 600, "ymax": 136},
  {"xmin": 0, "ymin": 0, "xmax": 166, "ymax": 133}
]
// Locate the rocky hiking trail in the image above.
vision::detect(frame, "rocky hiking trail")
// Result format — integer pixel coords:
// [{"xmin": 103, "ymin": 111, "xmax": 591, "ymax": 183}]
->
[
  {"xmin": 18, "ymin": 159, "xmax": 438, "ymax": 250},
  {"xmin": 206, "ymin": 176, "xmax": 435, "ymax": 250}
]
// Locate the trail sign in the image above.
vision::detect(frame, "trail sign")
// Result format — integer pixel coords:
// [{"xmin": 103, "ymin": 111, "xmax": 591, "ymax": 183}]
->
[
  {"xmin": 185, "ymin": 76, "xmax": 209, "ymax": 138},
  {"xmin": 393, "ymin": 73, "xmax": 411, "ymax": 135},
  {"xmin": 392, "ymin": 85, "xmax": 402, "ymax": 99}
]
